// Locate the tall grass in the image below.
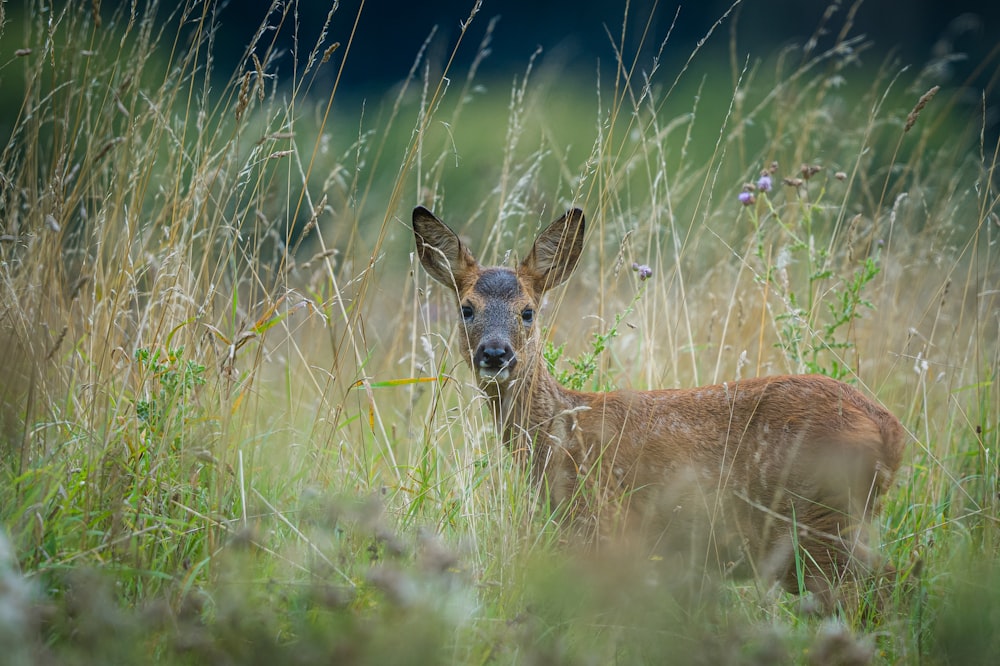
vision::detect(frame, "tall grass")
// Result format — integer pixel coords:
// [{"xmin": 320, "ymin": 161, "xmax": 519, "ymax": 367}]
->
[{"xmin": 0, "ymin": 0, "xmax": 997, "ymax": 663}]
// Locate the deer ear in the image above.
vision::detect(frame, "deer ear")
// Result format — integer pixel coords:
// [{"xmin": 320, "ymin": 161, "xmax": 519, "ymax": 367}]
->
[
  {"xmin": 412, "ymin": 206, "xmax": 479, "ymax": 292},
  {"xmin": 520, "ymin": 208, "xmax": 585, "ymax": 294}
]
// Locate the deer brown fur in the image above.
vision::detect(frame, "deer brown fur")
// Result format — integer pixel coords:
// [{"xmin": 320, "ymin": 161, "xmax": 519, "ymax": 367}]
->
[{"xmin": 412, "ymin": 205, "xmax": 906, "ymax": 598}]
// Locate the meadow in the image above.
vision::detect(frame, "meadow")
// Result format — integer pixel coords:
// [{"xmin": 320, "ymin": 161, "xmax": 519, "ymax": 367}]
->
[{"xmin": 0, "ymin": 1, "xmax": 997, "ymax": 663}]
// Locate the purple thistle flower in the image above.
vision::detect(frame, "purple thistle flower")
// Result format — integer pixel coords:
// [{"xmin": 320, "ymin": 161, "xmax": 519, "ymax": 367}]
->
[
  {"xmin": 738, "ymin": 191, "xmax": 755, "ymax": 206},
  {"xmin": 632, "ymin": 263, "xmax": 653, "ymax": 280},
  {"xmin": 757, "ymin": 174, "xmax": 772, "ymax": 192}
]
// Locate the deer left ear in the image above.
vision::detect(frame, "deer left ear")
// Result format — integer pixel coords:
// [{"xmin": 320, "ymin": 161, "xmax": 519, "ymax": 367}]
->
[{"xmin": 520, "ymin": 208, "xmax": 585, "ymax": 294}]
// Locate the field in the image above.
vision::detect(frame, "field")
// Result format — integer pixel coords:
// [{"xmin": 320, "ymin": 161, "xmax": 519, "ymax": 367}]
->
[{"xmin": 1, "ymin": 1, "xmax": 998, "ymax": 663}]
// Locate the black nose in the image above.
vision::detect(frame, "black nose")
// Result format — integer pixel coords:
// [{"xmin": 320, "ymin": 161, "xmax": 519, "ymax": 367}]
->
[{"xmin": 476, "ymin": 343, "xmax": 515, "ymax": 370}]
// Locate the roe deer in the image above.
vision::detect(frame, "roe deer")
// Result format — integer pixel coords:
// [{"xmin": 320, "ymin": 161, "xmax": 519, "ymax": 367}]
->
[{"xmin": 412, "ymin": 205, "xmax": 905, "ymax": 598}]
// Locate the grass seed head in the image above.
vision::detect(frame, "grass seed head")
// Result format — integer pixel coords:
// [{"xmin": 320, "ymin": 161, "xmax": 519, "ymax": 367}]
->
[{"xmin": 905, "ymin": 85, "xmax": 940, "ymax": 133}]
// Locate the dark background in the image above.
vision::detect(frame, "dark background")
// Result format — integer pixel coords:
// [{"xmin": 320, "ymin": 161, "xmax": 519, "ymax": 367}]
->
[{"xmin": 211, "ymin": 0, "xmax": 999, "ymax": 99}]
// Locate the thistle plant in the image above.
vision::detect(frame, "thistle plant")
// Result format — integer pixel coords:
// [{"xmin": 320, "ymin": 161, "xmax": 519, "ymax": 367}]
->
[
  {"xmin": 544, "ymin": 287, "xmax": 646, "ymax": 392},
  {"xmin": 740, "ymin": 163, "xmax": 882, "ymax": 381}
]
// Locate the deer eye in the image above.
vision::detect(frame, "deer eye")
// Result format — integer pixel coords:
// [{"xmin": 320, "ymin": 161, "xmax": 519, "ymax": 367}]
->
[
  {"xmin": 521, "ymin": 308, "xmax": 535, "ymax": 325},
  {"xmin": 461, "ymin": 304, "xmax": 474, "ymax": 322}
]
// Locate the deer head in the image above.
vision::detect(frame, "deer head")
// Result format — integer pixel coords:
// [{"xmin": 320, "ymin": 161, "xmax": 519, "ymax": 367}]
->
[{"xmin": 412, "ymin": 206, "xmax": 585, "ymax": 386}]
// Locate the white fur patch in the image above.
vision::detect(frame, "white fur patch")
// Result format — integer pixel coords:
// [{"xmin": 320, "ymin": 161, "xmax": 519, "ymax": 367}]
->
[{"xmin": 478, "ymin": 367, "xmax": 511, "ymax": 382}]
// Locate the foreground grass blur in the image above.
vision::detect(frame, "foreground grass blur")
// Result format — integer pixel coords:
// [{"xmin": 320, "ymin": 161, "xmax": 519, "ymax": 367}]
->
[{"xmin": 0, "ymin": 1, "xmax": 997, "ymax": 663}]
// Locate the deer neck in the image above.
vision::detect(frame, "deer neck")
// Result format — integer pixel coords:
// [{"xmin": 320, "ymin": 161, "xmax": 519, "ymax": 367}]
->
[{"xmin": 482, "ymin": 355, "xmax": 578, "ymax": 458}]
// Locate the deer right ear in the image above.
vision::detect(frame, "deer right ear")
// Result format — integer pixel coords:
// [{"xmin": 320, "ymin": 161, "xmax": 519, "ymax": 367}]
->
[{"xmin": 412, "ymin": 206, "xmax": 478, "ymax": 292}]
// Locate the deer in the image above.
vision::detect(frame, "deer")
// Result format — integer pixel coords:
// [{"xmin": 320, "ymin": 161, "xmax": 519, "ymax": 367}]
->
[{"xmin": 411, "ymin": 205, "xmax": 906, "ymax": 601}]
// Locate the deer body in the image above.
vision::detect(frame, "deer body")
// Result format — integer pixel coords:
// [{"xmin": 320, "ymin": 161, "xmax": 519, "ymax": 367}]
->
[{"xmin": 413, "ymin": 206, "xmax": 905, "ymax": 595}]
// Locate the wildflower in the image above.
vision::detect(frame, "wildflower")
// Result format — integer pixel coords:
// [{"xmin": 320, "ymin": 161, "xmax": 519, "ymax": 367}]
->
[
  {"xmin": 800, "ymin": 164, "xmax": 822, "ymax": 179},
  {"xmin": 757, "ymin": 174, "xmax": 773, "ymax": 193},
  {"xmin": 783, "ymin": 177, "xmax": 804, "ymax": 188},
  {"xmin": 631, "ymin": 263, "xmax": 653, "ymax": 280},
  {"xmin": 834, "ymin": 171, "xmax": 847, "ymax": 181},
  {"xmin": 738, "ymin": 191, "xmax": 755, "ymax": 206}
]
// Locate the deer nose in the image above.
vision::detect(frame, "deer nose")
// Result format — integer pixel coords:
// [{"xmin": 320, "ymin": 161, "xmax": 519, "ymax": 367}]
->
[{"xmin": 476, "ymin": 343, "xmax": 515, "ymax": 370}]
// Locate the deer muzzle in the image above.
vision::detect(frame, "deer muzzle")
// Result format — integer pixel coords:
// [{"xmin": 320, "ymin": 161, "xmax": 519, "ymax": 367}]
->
[{"xmin": 475, "ymin": 340, "xmax": 516, "ymax": 382}]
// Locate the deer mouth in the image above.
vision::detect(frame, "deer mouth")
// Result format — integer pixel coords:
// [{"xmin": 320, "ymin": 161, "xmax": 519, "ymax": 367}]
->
[
  {"xmin": 477, "ymin": 357, "xmax": 516, "ymax": 383},
  {"xmin": 478, "ymin": 367, "xmax": 511, "ymax": 383}
]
